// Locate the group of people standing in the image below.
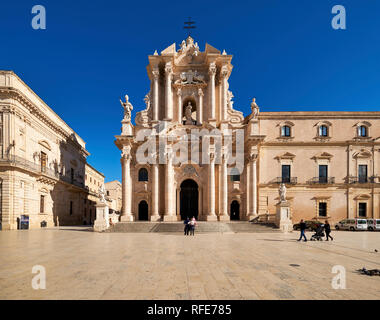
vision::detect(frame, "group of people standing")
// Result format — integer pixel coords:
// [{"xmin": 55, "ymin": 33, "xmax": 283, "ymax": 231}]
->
[
  {"xmin": 184, "ymin": 217, "xmax": 197, "ymax": 236},
  {"xmin": 297, "ymin": 219, "xmax": 334, "ymax": 242}
]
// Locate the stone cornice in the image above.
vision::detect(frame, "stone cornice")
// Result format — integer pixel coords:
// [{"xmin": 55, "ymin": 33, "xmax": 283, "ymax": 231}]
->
[{"xmin": 0, "ymin": 87, "xmax": 89, "ymax": 156}]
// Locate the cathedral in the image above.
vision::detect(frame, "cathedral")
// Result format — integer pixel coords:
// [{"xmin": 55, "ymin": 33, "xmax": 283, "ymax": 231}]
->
[{"xmin": 115, "ymin": 36, "xmax": 380, "ymax": 224}]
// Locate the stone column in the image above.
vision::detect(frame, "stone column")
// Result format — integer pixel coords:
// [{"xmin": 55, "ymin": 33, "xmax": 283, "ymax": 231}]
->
[
  {"xmin": 165, "ymin": 62, "xmax": 173, "ymax": 121},
  {"xmin": 150, "ymin": 160, "xmax": 160, "ymax": 221},
  {"xmin": 120, "ymin": 148, "xmax": 133, "ymax": 221},
  {"xmin": 197, "ymin": 88, "xmax": 203, "ymax": 125},
  {"xmin": 177, "ymin": 88, "xmax": 182, "ymax": 124},
  {"xmin": 207, "ymin": 151, "xmax": 217, "ymax": 221},
  {"xmin": 248, "ymin": 154, "xmax": 258, "ymax": 220},
  {"xmin": 164, "ymin": 146, "xmax": 176, "ymax": 221},
  {"xmin": 219, "ymin": 151, "xmax": 229, "ymax": 221},
  {"xmin": 152, "ymin": 68, "xmax": 159, "ymax": 121},
  {"xmin": 208, "ymin": 62, "xmax": 216, "ymax": 121},
  {"xmin": 220, "ymin": 66, "xmax": 228, "ymax": 121}
]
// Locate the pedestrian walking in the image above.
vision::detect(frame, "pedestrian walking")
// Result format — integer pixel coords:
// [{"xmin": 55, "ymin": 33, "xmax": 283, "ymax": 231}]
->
[
  {"xmin": 184, "ymin": 217, "xmax": 190, "ymax": 235},
  {"xmin": 297, "ymin": 219, "xmax": 307, "ymax": 242},
  {"xmin": 189, "ymin": 216, "xmax": 197, "ymax": 236},
  {"xmin": 324, "ymin": 220, "xmax": 333, "ymax": 241}
]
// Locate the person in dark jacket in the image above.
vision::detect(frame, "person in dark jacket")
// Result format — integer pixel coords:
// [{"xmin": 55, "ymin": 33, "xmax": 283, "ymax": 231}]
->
[
  {"xmin": 184, "ymin": 217, "xmax": 190, "ymax": 235},
  {"xmin": 297, "ymin": 219, "xmax": 307, "ymax": 242},
  {"xmin": 324, "ymin": 220, "xmax": 333, "ymax": 241}
]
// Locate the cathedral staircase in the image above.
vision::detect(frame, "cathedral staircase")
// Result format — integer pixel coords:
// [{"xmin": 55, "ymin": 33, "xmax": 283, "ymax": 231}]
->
[{"xmin": 105, "ymin": 221, "xmax": 279, "ymax": 233}]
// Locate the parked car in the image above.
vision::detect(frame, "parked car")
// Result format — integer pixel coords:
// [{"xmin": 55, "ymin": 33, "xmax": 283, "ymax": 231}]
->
[
  {"xmin": 293, "ymin": 220, "xmax": 323, "ymax": 231},
  {"xmin": 367, "ymin": 219, "xmax": 380, "ymax": 231},
  {"xmin": 335, "ymin": 219, "xmax": 368, "ymax": 231}
]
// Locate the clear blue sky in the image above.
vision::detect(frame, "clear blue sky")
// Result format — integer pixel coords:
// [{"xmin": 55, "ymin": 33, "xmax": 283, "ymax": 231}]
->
[{"xmin": 1, "ymin": 1, "xmax": 379, "ymax": 182}]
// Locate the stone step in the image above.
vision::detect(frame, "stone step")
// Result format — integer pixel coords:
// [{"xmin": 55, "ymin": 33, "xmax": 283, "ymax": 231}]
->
[{"xmin": 106, "ymin": 221, "xmax": 279, "ymax": 233}]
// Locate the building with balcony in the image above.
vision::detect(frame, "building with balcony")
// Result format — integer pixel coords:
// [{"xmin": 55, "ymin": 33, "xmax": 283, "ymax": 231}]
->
[{"xmin": 0, "ymin": 71, "xmax": 104, "ymax": 230}]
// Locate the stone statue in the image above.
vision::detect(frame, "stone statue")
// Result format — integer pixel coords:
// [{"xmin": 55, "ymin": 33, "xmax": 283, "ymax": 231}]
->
[
  {"xmin": 279, "ymin": 183, "xmax": 287, "ymax": 202},
  {"xmin": 184, "ymin": 102, "xmax": 193, "ymax": 125},
  {"xmin": 120, "ymin": 95, "xmax": 133, "ymax": 121},
  {"xmin": 99, "ymin": 184, "xmax": 106, "ymax": 203},
  {"xmin": 251, "ymin": 98, "xmax": 259, "ymax": 119}
]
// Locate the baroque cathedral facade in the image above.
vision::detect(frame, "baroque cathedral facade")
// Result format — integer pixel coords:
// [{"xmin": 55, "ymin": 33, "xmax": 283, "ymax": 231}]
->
[{"xmin": 115, "ymin": 37, "xmax": 380, "ymax": 224}]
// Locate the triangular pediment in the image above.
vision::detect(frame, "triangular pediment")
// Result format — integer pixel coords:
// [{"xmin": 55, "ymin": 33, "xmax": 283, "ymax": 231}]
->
[
  {"xmin": 205, "ymin": 43, "xmax": 221, "ymax": 54},
  {"xmin": 312, "ymin": 152, "xmax": 333, "ymax": 160},
  {"xmin": 161, "ymin": 43, "xmax": 176, "ymax": 56},
  {"xmin": 275, "ymin": 152, "xmax": 296, "ymax": 160}
]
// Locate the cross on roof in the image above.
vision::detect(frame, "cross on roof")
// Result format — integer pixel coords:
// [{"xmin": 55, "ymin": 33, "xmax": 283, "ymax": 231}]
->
[{"xmin": 183, "ymin": 17, "xmax": 196, "ymax": 37}]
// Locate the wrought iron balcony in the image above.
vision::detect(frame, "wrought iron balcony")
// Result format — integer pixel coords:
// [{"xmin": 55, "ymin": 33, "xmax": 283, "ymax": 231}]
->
[
  {"xmin": 274, "ymin": 177, "xmax": 297, "ymax": 185},
  {"xmin": 0, "ymin": 154, "xmax": 85, "ymax": 188},
  {"xmin": 308, "ymin": 177, "xmax": 335, "ymax": 185},
  {"xmin": 348, "ymin": 176, "xmax": 378, "ymax": 184}
]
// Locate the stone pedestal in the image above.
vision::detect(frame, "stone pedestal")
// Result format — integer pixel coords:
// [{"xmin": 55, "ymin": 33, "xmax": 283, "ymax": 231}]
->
[
  {"xmin": 121, "ymin": 120, "xmax": 133, "ymax": 135},
  {"xmin": 206, "ymin": 215, "xmax": 218, "ymax": 221},
  {"xmin": 150, "ymin": 215, "xmax": 161, "ymax": 222},
  {"xmin": 163, "ymin": 215, "xmax": 178, "ymax": 222},
  {"xmin": 120, "ymin": 215, "xmax": 134, "ymax": 222},
  {"xmin": 218, "ymin": 215, "xmax": 230, "ymax": 222},
  {"xmin": 275, "ymin": 201, "xmax": 293, "ymax": 232},
  {"xmin": 93, "ymin": 203, "xmax": 110, "ymax": 232}
]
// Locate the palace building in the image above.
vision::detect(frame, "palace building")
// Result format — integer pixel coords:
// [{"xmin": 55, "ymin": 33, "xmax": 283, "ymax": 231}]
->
[
  {"xmin": 0, "ymin": 71, "xmax": 106, "ymax": 230},
  {"xmin": 115, "ymin": 36, "xmax": 380, "ymax": 224}
]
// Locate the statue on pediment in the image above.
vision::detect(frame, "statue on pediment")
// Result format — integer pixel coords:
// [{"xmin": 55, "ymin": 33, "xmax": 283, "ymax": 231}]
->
[
  {"xmin": 251, "ymin": 98, "xmax": 259, "ymax": 119},
  {"xmin": 184, "ymin": 102, "xmax": 194, "ymax": 125},
  {"xmin": 120, "ymin": 95, "xmax": 133, "ymax": 121},
  {"xmin": 279, "ymin": 183, "xmax": 287, "ymax": 202}
]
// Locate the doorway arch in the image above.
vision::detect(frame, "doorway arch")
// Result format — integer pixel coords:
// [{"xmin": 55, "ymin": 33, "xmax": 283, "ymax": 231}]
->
[
  {"xmin": 230, "ymin": 200, "xmax": 240, "ymax": 220},
  {"xmin": 180, "ymin": 179, "xmax": 198, "ymax": 220},
  {"xmin": 138, "ymin": 200, "xmax": 148, "ymax": 221}
]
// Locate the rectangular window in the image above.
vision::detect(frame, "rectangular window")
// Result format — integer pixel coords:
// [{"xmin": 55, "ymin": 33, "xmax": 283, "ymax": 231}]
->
[
  {"xmin": 40, "ymin": 195, "xmax": 45, "ymax": 213},
  {"xmin": 318, "ymin": 202, "xmax": 327, "ymax": 217},
  {"xmin": 319, "ymin": 165, "xmax": 328, "ymax": 183},
  {"xmin": 70, "ymin": 201, "xmax": 73, "ymax": 215},
  {"xmin": 358, "ymin": 165, "xmax": 368, "ymax": 183},
  {"xmin": 358, "ymin": 203, "xmax": 367, "ymax": 217},
  {"xmin": 41, "ymin": 152, "xmax": 47, "ymax": 173},
  {"xmin": 281, "ymin": 165, "xmax": 291, "ymax": 183}
]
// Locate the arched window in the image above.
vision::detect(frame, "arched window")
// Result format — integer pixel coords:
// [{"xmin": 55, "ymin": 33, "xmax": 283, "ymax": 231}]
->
[
  {"xmin": 358, "ymin": 125, "xmax": 367, "ymax": 137},
  {"xmin": 138, "ymin": 168, "xmax": 148, "ymax": 182},
  {"xmin": 281, "ymin": 125, "xmax": 291, "ymax": 137},
  {"xmin": 319, "ymin": 125, "xmax": 328, "ymax": 137}
]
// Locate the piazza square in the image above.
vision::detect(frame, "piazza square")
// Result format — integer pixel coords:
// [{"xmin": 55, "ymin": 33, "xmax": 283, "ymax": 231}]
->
[{"xmin": 0, "ymin": 227, "xmax": 379, "ymax": 300}]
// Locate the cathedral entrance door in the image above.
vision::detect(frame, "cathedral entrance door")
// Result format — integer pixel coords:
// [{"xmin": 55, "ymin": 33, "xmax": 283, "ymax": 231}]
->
[
  {"xmin": 230, "ymin": 201, "xmax": 240, "ymax": 220},
  {"xmin": 180, "ymin": 179, "xmax": 198, "ymax": 220},
  {"xmin": 138, "ymin": 200, "xmax": 148, "ymax": 221}
]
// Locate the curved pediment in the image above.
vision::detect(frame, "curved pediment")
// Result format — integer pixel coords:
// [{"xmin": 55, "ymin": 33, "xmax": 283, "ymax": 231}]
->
[
  {"xmin": 353, "ymin": 149, "xmax": 372, "ymax": 159},
  {"xmin": 38, "ymin": 140, "xmax": 51, "ymax": 151}
]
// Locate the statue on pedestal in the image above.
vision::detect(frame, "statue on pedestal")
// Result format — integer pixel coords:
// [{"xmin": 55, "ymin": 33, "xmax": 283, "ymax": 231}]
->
[
  {"xmin": 184, "ymin": 101, "xmax": 193, "ymax": 125},
  {"xmin": 120, "ymin": 95, "xmax": 133, "ymax": 121},
  {"xmin": 279, "ymin": 183, "xmax": 287, "ymax": 202},
  {"xmin": 251, "ymin": 98, "xmax": 259, "ymax": 119},
  {"xmin": 99, "ymin": 184, "xmax": 106, "ymax": 203}
]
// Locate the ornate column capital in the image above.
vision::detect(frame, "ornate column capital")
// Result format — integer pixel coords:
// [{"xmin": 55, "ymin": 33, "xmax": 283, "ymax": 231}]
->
[
  {"xmin": 121, "ymin": 145, "xmax": 132, "ymax": 161},
  {"xmin": 248, "ymin": 153, "xmax": 258, "ymax": 162},
  {"xmin": 152, "ymin": 68, "xmax": 160, "ymax": 80},
  {"xmin": 208, "ymin": 62, "xmax": 217, "ymax": 76},
  {"xmin": 165, "ymin": 62, "xmax": 173, "ymax": 76},
  {"xmin": 198, "ymin": 88, "xmax": 204, "ymax": 97},
  {"xmin": 177, "ymin": 87, "xmax": 182, "ymax": 96},
  {"xmin": 220, "ymin": 65, "xmax": 229, "ymax": 78}
]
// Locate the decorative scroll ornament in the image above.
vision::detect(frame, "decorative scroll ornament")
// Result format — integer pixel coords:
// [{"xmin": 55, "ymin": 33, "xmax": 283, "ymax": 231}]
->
[
  {"xmin": 226, "ymin": 90, "xmax": 244, "ymax": 124},
  {"xmin": 176, "ymin": 70, "xmax": 205, "ymax": 85},
  {"xmin": 135, "ymin": 91, "xmax": 152, "ymax": 126}
]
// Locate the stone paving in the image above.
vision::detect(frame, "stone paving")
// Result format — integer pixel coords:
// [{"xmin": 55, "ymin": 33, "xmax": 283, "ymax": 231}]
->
[{"xmin": 0, "ymin": 227, "xmax": 379, "ymax": 300}]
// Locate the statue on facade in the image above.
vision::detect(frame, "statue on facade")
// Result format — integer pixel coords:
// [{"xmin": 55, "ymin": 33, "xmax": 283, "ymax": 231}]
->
[
  {"xmin": 120, "ymin": 95, "xmax": 133, "ymax": 121},
  {"xmin": 184, "ymin": 102, "xmax": 193, "ymax": 125},
  {"xmin": 279, "ymin": 183, "xmax": 287, "ymax": 202},
  {"xmin": 251, "ymin": 98, "xmax": 259, "ymax": 119},
  {"xmin": 99, "ymin": 184, "xmax": 106, "ymax": 203}
]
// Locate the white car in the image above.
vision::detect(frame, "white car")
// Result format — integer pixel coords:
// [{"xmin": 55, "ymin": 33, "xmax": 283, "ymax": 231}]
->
[
  {"xmin": 367, "ymin": 219, "xmax": 380, "ymax": 231},
  {"xmin": 335, "ymin": 219, "xmax": 368, "ymax": 231}
]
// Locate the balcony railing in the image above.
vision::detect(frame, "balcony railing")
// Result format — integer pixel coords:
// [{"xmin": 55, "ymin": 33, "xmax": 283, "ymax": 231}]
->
[
  {"xmin": 348, "ymin": 176, "xmax": 378, "ymax": 184},
  {"xmin": 0, "ymin": 154, "xmax": 84, "ymax": 188},
  {"xmin": 308, "ymin": 177, "xmax": 335, "ymax": 185},
  {"xmin": 274, "ymin": 177, "xmax": 297, "ymax": 185}
]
